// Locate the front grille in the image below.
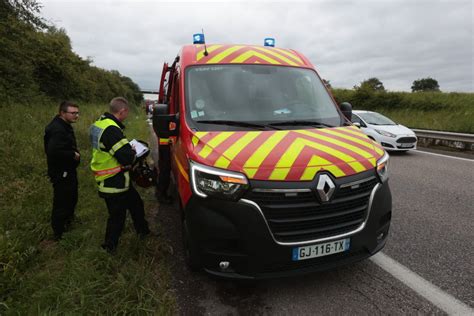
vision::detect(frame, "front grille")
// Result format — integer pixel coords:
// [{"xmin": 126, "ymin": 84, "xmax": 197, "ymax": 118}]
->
[
  {"xmin": 397, "ymin": 137, "xmax": 417, "ymax": 143},
  {"xmin": 244, "ymin": 177, "xmax": 378, "ymax": 243}
]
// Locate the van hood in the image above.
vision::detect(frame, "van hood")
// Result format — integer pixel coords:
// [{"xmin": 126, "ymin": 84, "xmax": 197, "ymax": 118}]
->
[{"xmin": 190, "ymin": 126, "xmax": 385, "ymax": 181}]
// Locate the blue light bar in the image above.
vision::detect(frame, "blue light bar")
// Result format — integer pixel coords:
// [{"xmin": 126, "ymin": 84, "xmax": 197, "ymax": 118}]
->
[
  {"xmin": 264, "ymin": 38, "xmax": 275, "ymax": 47},
  {"xmin": 193, "ymin": 33, "xmax": 205, "ymax": 44}
]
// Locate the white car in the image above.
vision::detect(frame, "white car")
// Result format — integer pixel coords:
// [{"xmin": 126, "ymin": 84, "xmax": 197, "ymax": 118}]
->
[{"xmin": 351, "ymin": 110, "xmax": 417, "ymax": 151}]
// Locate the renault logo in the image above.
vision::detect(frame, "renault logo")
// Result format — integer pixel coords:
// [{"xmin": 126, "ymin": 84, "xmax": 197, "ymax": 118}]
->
[{"xmin": 316, "ymin": 174, "xmax": 335, "ymax": 202}]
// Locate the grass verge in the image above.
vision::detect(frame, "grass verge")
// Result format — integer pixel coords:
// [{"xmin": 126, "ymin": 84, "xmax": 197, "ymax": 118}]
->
[
  {"xmin": 0, "ymin": 102, "xmax": 175, "ymax": 314},
  {"xmin": 332, "ymin": 90, "xmax": 474, "ymax": 133}
]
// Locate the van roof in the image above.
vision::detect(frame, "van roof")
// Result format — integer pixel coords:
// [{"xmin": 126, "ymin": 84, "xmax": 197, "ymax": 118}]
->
[{"xmin": 180, "ymin": 44, "xmax": 313, "ymax": 68}]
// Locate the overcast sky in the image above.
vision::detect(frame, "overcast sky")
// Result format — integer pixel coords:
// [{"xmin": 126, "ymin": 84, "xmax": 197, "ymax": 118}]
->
[{"xmin": 41, "ymin": 0, "xmax": 473, "ymax": 93}]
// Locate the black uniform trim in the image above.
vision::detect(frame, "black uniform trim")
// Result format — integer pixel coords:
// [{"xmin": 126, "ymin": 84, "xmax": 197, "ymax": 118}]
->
[{"xmin": 44, "ymin": 115, "xmax": 80, "ymax": 181}]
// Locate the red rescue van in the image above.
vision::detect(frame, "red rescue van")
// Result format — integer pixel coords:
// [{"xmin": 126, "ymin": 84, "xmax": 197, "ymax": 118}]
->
[{"xmin": 153, "ymin": 38, "xmax": 391, "ymax": 279}]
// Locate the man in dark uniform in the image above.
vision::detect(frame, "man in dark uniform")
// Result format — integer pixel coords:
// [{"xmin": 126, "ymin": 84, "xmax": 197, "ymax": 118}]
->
[
  {"xmin": 90, "ymin": 97, "xmax": 150, "ymax": 253},
  {"xmin": 44, "ymin": 101, "xmax": 81, "ymax": 240},
  {"xmin": 156, "ymin": 136, "xmax": 172, "ymax": 204}
]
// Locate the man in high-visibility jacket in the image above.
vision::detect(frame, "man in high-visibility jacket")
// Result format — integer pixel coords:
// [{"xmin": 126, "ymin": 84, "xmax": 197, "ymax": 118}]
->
[{"xmin": 90, "ymin": 97, "xmax": 150, "ymax": 253}]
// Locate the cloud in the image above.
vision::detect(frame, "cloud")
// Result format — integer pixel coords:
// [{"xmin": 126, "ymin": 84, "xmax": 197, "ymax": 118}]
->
[{"xmin": 42, "ymin": 0, "xmax": 473, "ymax": 92}]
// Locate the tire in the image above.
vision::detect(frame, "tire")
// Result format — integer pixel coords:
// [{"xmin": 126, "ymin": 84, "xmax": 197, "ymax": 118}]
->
[{"xmin": 182, "ymin": 218, "xmax": 202, "ymax": 272}]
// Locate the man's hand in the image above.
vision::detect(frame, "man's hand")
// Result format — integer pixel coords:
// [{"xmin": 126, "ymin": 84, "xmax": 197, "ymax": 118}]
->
[{"xmin": 74, "ymin": 151, "xmax": 80, "ymax": 161}]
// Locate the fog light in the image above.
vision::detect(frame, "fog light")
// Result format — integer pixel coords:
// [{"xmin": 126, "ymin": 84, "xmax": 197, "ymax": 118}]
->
[{"xmin": 219, "ymin": 261, "xmax": 230, "ymax": 271}]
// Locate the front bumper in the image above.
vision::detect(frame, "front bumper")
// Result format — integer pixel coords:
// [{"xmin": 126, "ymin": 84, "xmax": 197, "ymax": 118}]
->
[
  {"xmin": 378, "ymin": 134, "xmax": 418, "ymax": 151},
  {"xmin": 184, "ymin": 173, "xmax": 392, "ymax": 279}
]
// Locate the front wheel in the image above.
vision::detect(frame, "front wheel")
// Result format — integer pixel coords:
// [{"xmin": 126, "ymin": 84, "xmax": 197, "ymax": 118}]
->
[{"xmin": 182, "ymin": 218, "xmax": 201, "ymax": 272}]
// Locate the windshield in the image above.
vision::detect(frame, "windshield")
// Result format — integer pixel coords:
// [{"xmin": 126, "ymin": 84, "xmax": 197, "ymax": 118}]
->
[
  {"xmin": 358, "ymin": 112, "xmax": 396, "ymax": 125},
  {"xmin": 185, "ymin": 65, "xmax": 341, "ymax": 130}
]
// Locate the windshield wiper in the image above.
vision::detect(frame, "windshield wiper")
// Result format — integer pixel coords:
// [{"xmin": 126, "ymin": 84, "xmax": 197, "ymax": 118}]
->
[
  {"xmin": 195, "ymin": 120, "xmax": 281, "ymax": 130},
  {"xmin": 269, "ymin": 120, "xmax": 335, "ymax": 128}
]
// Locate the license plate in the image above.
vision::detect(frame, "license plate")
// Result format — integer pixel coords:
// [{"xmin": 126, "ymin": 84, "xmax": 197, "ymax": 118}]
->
[
  {"xmin": 399, "ymin": 143, "xmax": 413, "ymax": 148},
  {"xmin": 292, "ymin": 238, "xmax": 350, "ymax": 261}
]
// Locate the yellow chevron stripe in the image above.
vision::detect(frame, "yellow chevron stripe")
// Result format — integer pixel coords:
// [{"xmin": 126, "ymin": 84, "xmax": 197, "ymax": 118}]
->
[
  {"xmin": 244, "ymin": 131, "xmax": 289, "ymax": 169},
  {"xmin": 196, "ymin": 45, "xmax": 223, "ymax": 61},
  {"xmin": 192, "ymin": 132, "xmax": 208, "ymax": 147},
  {"xmin": 269, "ymin": 168, "xmax": 291, "ymax": 180},
  {"xmin": 273, "ymin": 47, "xmax": 304, "ymax": 64},
  {"xmin": 198, "ymin": 132, "xmax": 234, "ymax": 158},
  {"xmin": 319, "ymin": 128, "xmax": 377, "ymax": 151},
  {"xmin": 243, "ymin": 167, "xmax": 258, "ymax": 178},
  {"xmin": 252, "ymin": 46, "xmax": 298, "ymax": 66},
  {"xmin": 295, "ymin": 130, "xmax": 374, "ymax": 159},
  {"xmin": 192, "ymin": 136, "xmax": 199, "ymax": 147},
  {"xmin": 275, "ymin": 136, "xmax": 366, "ymax": 173},
  {"xmin": 340, "ymin": 126, "xmax": 368, "ymax": 137},
  {"xmin": 373, "ymin": 144, "xmax": 384, "ymax": 156},
  {"xmin": 206, "ymin": 46, "xmax": 244, "ymax": 63},
  {"xmin": 231, "ymin": 50, "xmax": 280, "ymax": 64},
  {"xmin": 300, "ymin": 155, "xmax": 345, "ymax": 180},
  {"xmin": 340, "ymin": 128, "xmax": 385, "ymax": 156},
  {"xmin": 174, "ymin": 155, "xmax": 189, "ymax": 182},
  {"xmin": 269, "ymin": 139, "xmax": 344, "ymax": 179},
  {"xmin": 214, "ymin": 131, "xmax": 261, "ymax": 169}
]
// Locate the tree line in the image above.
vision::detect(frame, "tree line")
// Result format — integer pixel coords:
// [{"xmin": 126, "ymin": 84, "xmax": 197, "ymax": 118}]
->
[
  {"xmin": 0, "ymin": 0, "xmax": 143, "ymax": 105},
  {"xmin": 323, "ymin": 77, "xmax": 440, "ymax": 92}
]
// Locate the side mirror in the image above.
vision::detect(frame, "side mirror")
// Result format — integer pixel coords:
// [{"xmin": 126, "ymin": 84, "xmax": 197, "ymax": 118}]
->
[
  {"xmin": 152, "ymin": 104, "xmax": 179, "ymax": 138},
  {"xmin": 353, "ymin": 122, "xmax": 361, "ymax": 128},
  {"xmin": 339, "ymin": 102, "xmax": 352, "ymax": 121}
]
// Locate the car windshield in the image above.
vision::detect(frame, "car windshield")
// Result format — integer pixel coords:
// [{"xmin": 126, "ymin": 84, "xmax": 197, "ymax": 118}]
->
[
  {"xmin": 185, "ymin": 65, "xmax": 341, "ymax": 130},
  {"xmin": 358, "ymin": 112, "xmax": 396, "ymax": 125}
]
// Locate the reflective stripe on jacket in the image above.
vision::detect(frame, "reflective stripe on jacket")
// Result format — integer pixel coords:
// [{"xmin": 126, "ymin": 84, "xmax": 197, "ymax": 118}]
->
[
  {"xmin": 90, "ymin": 118, "xmax": 130, "ymax": 193},
  {"xmin": 159, "ymin": 137, "xmax": 170, "ymax": 145}
]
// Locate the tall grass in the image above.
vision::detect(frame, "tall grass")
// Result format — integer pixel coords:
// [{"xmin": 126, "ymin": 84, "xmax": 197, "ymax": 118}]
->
[
  {"xmin": 332, "ymin": 89, "xmax": 474, "ymax": 133},
  {"xmin": 0, "ymin": 102, "xmax": 175, "ymax": 314}
]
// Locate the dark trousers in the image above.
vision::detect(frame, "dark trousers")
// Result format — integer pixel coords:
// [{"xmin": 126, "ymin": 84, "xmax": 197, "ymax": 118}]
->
[
  {"xmin": 102, "ymin": 185, "xmax": 150, "ymax": 251},
  {"xmin": 157, "ymin": 144, "xmax": 171, "ymax": 194},
  {"xmin": 51, "ymin": 171, "xmax": 78, "ymax": 238}
]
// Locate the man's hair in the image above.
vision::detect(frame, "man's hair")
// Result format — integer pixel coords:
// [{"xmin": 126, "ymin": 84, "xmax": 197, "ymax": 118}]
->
[
  {"xmin": 109, "ymin": 97, "xmax": 129, "ymax": 113},
  {"xmin": 59, "ymin": 101, "xmax": 78, "ymax": 113}
]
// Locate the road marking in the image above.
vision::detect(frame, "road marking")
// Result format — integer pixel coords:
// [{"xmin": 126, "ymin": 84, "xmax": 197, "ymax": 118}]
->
[
  {"xmin": 370, "ymin": 252, "xmax": 473, "ymax": 315},
  {"xmin": 414, "ymin": 150, "xmax": 474, "ymax": 162}
]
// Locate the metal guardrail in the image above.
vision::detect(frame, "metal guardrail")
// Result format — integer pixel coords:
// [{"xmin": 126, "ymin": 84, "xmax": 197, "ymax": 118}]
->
[
  {"xmin": 412, "ymin": 129, "xmax": 474, "ymax": 151},
  {"xmin": 412, "ymin": 129, "xmax": 474, "ymax": 143}
]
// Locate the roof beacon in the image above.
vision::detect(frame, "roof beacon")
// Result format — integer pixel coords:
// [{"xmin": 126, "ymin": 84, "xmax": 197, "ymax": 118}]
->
[
  {"xmin": 193, "ymin": 33, "xmax": 205, "ymax": 44},
  {"xmin": 264, "ymin": 38, "xmax": 275, "ymax": 47}
]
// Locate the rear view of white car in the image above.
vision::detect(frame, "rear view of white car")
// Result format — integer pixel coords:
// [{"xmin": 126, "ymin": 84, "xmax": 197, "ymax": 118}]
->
[{"xmin": 351, "ymin": 110, "xmax": 417, "ymax": 151}]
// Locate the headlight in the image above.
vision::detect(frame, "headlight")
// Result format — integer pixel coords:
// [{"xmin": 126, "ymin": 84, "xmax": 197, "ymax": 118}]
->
[
  {"xmin": 375, "ymin": 129, "xmax": 396, "ymax": 138},
  {"xmin": 190, "ymin": 160, "xmax": 249, "ymax": 200},
  {"xmin": 376, "ymin": 152, "xmax": 389, "ymax": 182}
]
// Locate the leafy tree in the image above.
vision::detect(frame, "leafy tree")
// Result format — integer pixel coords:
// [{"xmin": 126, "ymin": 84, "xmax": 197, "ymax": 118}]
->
[
  {"xmin": 411, "ymin": 78, "xmax": 440, "ymax": 92},
  {"xmin": 1, "ymin": 0, "xmax": 47, "ymax": 29},
  {"xmin": 354, "ymin": 77, "xmax": 385, "ymax": 92},
  {"xmin": 0, "ymin": 0, "xmax": 144, "ymax": 105}
]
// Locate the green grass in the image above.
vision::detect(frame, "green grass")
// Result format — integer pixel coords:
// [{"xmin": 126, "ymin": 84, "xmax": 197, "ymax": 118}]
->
[
  {"xmin": 332, "ymin": 89, "xmax": 474, "ymax": 133},
  {"xmin": 0, "ymin": 102, "xmax": 175, "ymax": 314},
  {"xmin": 372, "ymin": 106, "xmax": 474, "ymax": 133}
]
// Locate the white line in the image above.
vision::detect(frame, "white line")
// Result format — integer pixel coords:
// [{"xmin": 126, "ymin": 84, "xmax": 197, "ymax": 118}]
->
[
  {"xmin": 370, "ymin": 252, "xmax": 473, "ymax": 315},
  {"xmin": 414, "ymin": 150, "xmax": 474, "ymax": 162}
]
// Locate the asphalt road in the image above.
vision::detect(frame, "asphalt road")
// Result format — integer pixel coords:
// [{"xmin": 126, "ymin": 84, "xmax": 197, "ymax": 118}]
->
[{"xmin": 153, "ymin": 145, "xmax": 474, "ymax": 315}]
